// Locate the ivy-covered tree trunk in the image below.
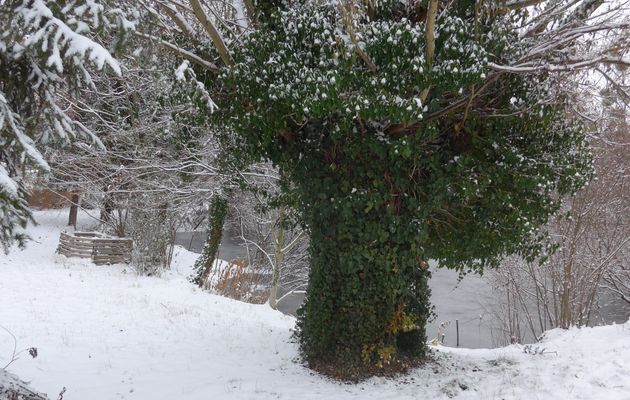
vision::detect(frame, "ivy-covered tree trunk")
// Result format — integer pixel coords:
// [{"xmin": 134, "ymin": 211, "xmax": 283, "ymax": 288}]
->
[
  {"xmin": 293, "ymin": 130, "xmax": 433, "ymax": 377},
  {"xmin": 298, "ymin": 200, "xmax": 431, "ymax": 375},
  {"xmin": 191, "ymin": 196, "xmax": 228, "ymax": 288}
]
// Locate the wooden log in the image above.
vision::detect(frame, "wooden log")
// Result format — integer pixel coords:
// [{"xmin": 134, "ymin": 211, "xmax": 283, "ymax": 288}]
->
[
  {"xmin": 93, "ymin": 247, "xmax": 131, "ymax": 252},
  {"xmin": 74, "ymin": 232, "xmax": 102, "ymax": 238},
  {"xmin": 94, "ymin": 244, "xmax": 131, "ymax": 249},
  {"xmin": 58, "ymin": 244, "xmax": 92, "ymax": 257},
  {"xmin": 59, "ymin": 242, "xmax": 91, "ymax": 249},
  {"xmin": 63, "ymin": 242, "xmax": 93, "ymax": 248},
  {"xmin": 92, "ymin": 245, "xmax": 132, "ymax": 251},
  {"xmin": 94, "ymin": 243, "xmax": 129, "ymax": 248},
  {"xmin": 66, "ymin": 239, "xmax": 94, "ymax": 245},
  {"xmin": 62, "ymin": 242, "xmax": 93, "ymax": 249},
  {"xmin": 93, "ymin": 244, "xmax": 131, "ymax": 249},
  {"xmin": 93, "ymin": 251, "xmax": 129, "ymax": 256},
  {"xmin": 93, "ymin": 253, "xmax": 129, "ymax": 258},
  {"xmin": 92, "ymin": 240, "xmax": 133, "ymax": 245},
  {"xmin": 62, "ymin": 248, "xmax": 93, "ymax": 255},
  {"xmin": 63, "ymin": 238, "xmax": 91, "ymax": 243},
  {"xmin": 59, "ymin": 248, "xmax": 92, "ymax": 256}
]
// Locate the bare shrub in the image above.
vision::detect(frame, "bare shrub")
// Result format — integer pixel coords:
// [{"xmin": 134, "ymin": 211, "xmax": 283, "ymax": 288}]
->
[
  {"xmin": 128, "ymin": 201, "xmax": 178, "ymax": 275},
  {"xmin": 489, "ymin": 96, "xmax": 630, "ymax": 344}
]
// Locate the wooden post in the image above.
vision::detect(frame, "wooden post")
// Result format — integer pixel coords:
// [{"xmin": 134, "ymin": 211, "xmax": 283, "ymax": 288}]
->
[
  {"xmin": 456, "ymin": 319, "xmax": 460, "ymax": 347},
  {"xmin": 68, "ymin": 193, "xmax": 80, "ymax": 228},
  {"xmin": 188, "ymin": 231, "xmax": 196, "ymax": 251}
]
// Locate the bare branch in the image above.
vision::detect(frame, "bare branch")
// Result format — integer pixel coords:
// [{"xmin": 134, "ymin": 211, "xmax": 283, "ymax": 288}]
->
[
  {"xmin": 503, "ymin": 0, "xmax": 547, "ymax": 11},
  {"xmin": 420, "ymin": 0, "xmax": 439, "ymax": 103},
  {"xmin": 338, "ymin": 3, "xmax": 376, "ymax": 73},
  {"xmin": 488, "ymin": 56, "xmax": 630, "ymax": 74},
  {"xmin": 189, "ymin": 0, "xmax": 234, "ymax": 66},
  {"xmin": 134, "ymin": 31, "xmax": 219, "ymax": 71}
]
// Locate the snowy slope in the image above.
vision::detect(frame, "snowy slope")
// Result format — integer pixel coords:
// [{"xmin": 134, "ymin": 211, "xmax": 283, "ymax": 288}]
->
[{"xmin": 0, "ymin": 210, "xmax": 629, "ymax": 400}]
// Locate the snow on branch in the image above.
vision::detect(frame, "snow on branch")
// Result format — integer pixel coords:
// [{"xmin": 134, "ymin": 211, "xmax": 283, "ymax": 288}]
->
[
  {"xmin": 485, "ymin": 0, "xmax": 630, "ymax": 93},
  {"xmin": 16, "ymin": 0, "xmax": 121, "ymax": 75},
  {"xmin": 502, "ymin": 0, "xmax": 547, "ymax": 10},
  {"xmin": 134, "ymin": 31, "xmax": 219, "ymax": 72},
  {"xmin": 0, "ymin": 93, "xmax": 50, "ymax": 172},
  {"xmin": 488, "ymin": 56, "xmax": 630, "ymax": 73}
]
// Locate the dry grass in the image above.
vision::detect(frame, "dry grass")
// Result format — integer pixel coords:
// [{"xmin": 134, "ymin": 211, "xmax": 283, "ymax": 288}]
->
[{"xmin": 210, "ymin": 258, "xmax": 270, "ymax": 304}]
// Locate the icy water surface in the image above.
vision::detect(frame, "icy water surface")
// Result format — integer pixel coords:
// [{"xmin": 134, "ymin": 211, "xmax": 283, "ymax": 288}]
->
[{"xmin": 175, "ymin": 231, "xmax": 629, "ymax": 348}]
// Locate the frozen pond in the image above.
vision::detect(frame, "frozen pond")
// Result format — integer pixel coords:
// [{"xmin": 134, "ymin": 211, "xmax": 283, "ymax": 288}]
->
[
  {"xmin": 175, "ymin": 230, "xmax": 244, "ymax": 261},
  {"xmin": 175, "ymin": 231, "xmax": 629, "ymax": 349},
  {"xmin": 427, "ymin": 267, "xmax": 496, "ymax": 348},
  {"xmin": 175, "ymin": 231, "xmax": 500, "ymax": 348}
]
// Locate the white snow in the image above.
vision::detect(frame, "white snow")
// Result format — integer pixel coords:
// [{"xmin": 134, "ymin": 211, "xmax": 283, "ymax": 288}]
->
[
  {"xmin": 0, "ymin": 165, "xmax": 18, "ymax": 199},
  {"xmin": 0, "ymin": 92, "xmax": 51, "ymax": 172},
  {"xmin": 19, "ymin": 0, "xmax": 121, "ymax": 75},
  {"xmin": 1, "ymin": 209, "xmax": 629, "ymax": 400},
  {"xmin": 175, "ymin": 60, "xmax": 190, "ymax": 81}
]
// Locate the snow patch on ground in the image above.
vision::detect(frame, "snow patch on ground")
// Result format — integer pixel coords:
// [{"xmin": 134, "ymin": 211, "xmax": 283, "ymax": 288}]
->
[{"xmin": 1, "ymin": 209, "xmax": 629, "ymax": 399}]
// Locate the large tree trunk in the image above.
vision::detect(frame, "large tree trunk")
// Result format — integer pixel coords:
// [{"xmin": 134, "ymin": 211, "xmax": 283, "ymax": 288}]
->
[
  {"xmin": 0, "ymin": 370, "xmax": 49, "ymax": 400},
  {"xmin": 295, "ymin": 163, "xmax": 432, "ymax": 379}
]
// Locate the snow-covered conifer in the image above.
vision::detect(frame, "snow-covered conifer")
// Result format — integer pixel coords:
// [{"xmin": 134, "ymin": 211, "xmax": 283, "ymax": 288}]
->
[{"xmin": 0, "ymin": 0, "xmax": 123, "ymax": 250}]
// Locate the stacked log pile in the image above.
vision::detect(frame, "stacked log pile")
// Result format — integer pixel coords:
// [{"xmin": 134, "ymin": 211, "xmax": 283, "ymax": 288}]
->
[{"xmin": 57, "ymin": 232, "xmax": 132, "ymax": 265}]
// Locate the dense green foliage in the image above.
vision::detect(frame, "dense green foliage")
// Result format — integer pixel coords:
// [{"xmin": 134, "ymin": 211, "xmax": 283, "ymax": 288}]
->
[{"xmin": 212, "ymin": 0, "xmax": 591, "ymax": 376}]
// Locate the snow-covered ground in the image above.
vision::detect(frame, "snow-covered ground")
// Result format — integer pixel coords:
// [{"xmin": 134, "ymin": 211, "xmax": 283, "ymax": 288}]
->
[{"xmin": 1, "ymin": 209, "xmax": 629, "ymax": 400}]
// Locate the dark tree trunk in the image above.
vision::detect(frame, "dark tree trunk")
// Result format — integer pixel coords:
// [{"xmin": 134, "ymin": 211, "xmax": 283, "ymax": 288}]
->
[
  {"xmin": 67, "ymin": 193, "xmax": 79, "ymax": 228},
  {"xmin": 100, "ymin": 189, "xmax": 113, "ymax": 223}
]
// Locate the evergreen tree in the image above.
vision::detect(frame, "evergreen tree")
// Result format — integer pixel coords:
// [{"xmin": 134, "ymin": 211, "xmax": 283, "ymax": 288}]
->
[
  {"xmin": 0, "ymin": 0, "xmax": 126, "ymax": 251},
  {"xmin": 213, "ymin": 0, "xmax": 592, "ymax": 377}
]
